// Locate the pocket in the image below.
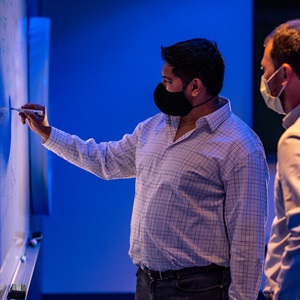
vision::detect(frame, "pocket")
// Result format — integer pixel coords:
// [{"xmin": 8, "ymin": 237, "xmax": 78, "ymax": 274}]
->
[{"xmin": 176, "ymin": 272, "xmax": 223, "ymax": 296}]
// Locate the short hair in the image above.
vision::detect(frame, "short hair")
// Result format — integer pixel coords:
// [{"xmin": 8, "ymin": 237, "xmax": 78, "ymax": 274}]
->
[
  {"xmin": 161, "ymin": 38, "xmax": 225, "ymax": 96},
  {"xmin": 265, "ymin": 19, "xmax": 300, "ymax": 78}
]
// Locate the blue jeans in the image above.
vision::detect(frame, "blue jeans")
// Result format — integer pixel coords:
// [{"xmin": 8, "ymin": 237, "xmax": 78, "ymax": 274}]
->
[{"xmin": 135, "ymin": 265, "xmax": 231, "ymax": 300}]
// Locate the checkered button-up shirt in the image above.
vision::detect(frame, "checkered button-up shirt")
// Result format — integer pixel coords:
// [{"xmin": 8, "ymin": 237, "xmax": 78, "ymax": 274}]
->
[{"xmin": 44, "ymin": 97, "xmax": 268, "ymax": 300}]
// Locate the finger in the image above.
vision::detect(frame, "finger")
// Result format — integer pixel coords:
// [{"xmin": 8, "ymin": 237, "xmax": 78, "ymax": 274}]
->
[
  {"xmin": 19, "ymin": 112, "xmax": 27, "ymax": 124},
  {"xmin": 19, "ymin": 116, "xmax": 26, "ymax": 125},
  {"xmin": 24, "ymin": 110, "xmax": 42, "ymax": 122},
  {"xmin": 21, "ymin": 103, "xmax": 45, "ymax": 112}
]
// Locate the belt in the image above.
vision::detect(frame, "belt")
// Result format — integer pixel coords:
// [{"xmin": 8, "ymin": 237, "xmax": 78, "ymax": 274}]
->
[{"xmin": 141, "ymin": 264, "xmax": 229, "ymax": 281}]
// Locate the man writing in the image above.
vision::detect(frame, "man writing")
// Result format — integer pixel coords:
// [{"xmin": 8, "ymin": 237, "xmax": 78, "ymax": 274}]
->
[{"xmin": 20, "ymin": 38, "xmax": 268, "ymax": 299}]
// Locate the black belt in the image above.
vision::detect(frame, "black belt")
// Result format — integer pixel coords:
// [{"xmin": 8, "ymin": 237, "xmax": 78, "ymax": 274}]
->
[{"xmin": 141, "ymin": 264, "xmax": 229, "ymax": 280}]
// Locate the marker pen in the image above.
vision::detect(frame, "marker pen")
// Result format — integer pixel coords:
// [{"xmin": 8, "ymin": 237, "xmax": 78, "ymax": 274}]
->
[{"xmin": 10, "ymin": 107, "xmax": 43, "ymax": 116}]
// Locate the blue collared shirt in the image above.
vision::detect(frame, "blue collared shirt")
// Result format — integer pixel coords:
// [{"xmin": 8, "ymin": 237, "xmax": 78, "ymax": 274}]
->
[
  {"xmin": 44, "ymin": 97, "xmax": 268, "ymax": 300},
  {"xmin": 264, "ymin": 104, "xmax": 300, "ymax": 300}
]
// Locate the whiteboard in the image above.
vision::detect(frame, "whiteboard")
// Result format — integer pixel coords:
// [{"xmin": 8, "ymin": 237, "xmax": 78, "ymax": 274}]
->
[{"xmin": 0, "ymin": 0, "xmax": 30, "ymax": 297}]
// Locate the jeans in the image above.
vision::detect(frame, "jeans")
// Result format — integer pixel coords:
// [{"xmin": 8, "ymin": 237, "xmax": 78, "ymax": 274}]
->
[{"xmin": 135, "ymin": 266, "xmax": 231, "ymax": 300}]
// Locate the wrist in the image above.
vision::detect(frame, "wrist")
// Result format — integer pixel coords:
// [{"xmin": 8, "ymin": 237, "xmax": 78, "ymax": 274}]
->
[{"xmin": 41, "ymin": 126, "xmax": 52, "ymax": 143}]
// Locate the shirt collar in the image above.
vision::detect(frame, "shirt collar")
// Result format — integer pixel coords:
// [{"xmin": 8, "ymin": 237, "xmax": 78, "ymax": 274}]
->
[
  {"xmin": 166, "ymin": 96, "xmax": 232, "ymax": 132},
  {"xmin": 282, "ymin": 104, "xmax": 300, "ymax": 129},
  {"xmin": 197, "ymin": 96, "xmax": 232, "ymax": 132}
]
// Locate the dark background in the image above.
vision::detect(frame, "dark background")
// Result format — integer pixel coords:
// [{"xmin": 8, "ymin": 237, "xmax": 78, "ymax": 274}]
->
[{"xmin": 253, "ymin": 0, "xmax": 300, "ymax": 158}]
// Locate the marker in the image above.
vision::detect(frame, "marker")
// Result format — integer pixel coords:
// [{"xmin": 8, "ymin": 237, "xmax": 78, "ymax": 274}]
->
[
  {"xmin": 28, "ymin": 238, "xmax": 38, "ymax": 248},
  {"xmin": 28, "ymin": 232, "xmax": 43, "ymax": 247},
  {"xmin": 0, "ymin": 107, "xmax": 43, "ymax": 116},
  {"xmin": 10, "ymin": 107, "xmax": 43, "ymax": 116}
]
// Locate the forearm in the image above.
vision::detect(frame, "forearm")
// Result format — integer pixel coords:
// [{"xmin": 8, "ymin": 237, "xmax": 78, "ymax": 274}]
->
[{"xmin": 44, "ymin": 127, "xmax": 136, "ymax": 179}]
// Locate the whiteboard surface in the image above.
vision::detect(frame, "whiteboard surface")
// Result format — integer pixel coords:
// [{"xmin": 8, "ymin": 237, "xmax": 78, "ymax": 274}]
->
[{"xmin": 0, "ymin": 0, "xmax": 30, "ymax": 297}]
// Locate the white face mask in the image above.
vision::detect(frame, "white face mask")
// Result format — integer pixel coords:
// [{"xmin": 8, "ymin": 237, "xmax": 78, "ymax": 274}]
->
[{"xmin": 260, "ymin": 66, "xmax": 286, "ymax": 115}]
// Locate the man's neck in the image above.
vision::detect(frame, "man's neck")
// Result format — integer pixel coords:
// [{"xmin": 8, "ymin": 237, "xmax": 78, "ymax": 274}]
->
[{"xmin": 180, "ymin": 96, "xmax": 221, "ymax": 124}]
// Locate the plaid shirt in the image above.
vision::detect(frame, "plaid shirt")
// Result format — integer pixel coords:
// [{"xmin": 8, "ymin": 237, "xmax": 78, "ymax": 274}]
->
[{"xmin": 44, "ymin": 97, "xmax": 268, "ymax": 300}]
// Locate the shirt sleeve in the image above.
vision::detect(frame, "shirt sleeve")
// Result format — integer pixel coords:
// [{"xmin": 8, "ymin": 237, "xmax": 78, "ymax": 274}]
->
[
  {"xmin": 224, "ymin": 150, "xmax": 269, "ymax": 300},
  {"xmin": 263, "ymin": 213, "xmax": 286, "ymax": 299},
  {"xmin": 43, "ymin": 126, "xmax": 139, "ymax": 179},
  {"xmin": 270, "ymin": 134, "xmax": 300, "ymax": 299}
]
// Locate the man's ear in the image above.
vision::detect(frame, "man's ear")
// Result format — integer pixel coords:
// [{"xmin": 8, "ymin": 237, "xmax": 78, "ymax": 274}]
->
[
  {"xmin": 282, "ymin": 63, "xmax": 293, "ymax": 83},
  {"xmin": 191, "ymin": 78, "xmax": 203, "ymax": 96}
]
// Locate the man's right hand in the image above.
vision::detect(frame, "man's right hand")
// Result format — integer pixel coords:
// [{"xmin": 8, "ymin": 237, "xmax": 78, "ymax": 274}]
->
[
  {"xmin": 19, "ymin": 103, "xmax": 51, "ymax": 142},
  {"xmin": 267, "ymin": 292, "xmax": 274, "ymax": 300}
]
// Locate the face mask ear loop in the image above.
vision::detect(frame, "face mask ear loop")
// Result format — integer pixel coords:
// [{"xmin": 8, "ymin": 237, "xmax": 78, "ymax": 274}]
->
[
  {"xmin": 267, "ymin": 66, "xmax": 283, "ymax": 83},
  {"xmin": 277, "ymin": 83, "xmax": 286, "ymax": 98},
  {"xmin": 183, "ymin": 51, "xmax": 219, "ymax": 96}
]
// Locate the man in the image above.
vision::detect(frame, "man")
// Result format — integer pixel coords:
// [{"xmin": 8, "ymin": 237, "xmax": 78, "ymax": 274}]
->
[
  {"xmin": 20, "ymin": 38, "xmax": 268, "ymax": 300},
  {"xmin": 260, "ymin": 19, "xmax": 300, "ymax": 300}
]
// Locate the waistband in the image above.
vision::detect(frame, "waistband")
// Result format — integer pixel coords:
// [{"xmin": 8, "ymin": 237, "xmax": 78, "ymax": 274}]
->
[{"xmin": 141, "ymin": 264, "xmax": 229, "ymax": 281}]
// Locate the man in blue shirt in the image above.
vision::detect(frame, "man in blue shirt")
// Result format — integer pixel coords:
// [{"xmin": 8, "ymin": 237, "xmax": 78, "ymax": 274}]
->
[{"xmin": 260, "ymin": 19, "xmax": 300, "ymax": 300}]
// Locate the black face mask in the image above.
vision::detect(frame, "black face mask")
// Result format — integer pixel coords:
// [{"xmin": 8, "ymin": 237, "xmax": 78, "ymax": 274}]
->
[
  {"xmin": 153, "ymin": 83, "xmax": 193, "ymax": 117},
  {"xmin": 154, "ymin": 82, "xmax": 215, "ymax": 117}
]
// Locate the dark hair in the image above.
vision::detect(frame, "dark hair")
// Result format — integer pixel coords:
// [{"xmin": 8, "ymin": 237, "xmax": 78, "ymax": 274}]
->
[
  {"xmin": 265, "ymin": 19, "xmax": 300, "ymax": 78},
  {"xmin": 161, "ymin": 38, "xmax": 225, "ymax": 96}
]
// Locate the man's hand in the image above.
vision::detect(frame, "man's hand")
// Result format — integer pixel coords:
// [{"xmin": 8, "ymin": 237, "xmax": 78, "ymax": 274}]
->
[{"xmin": 19, "ymin": 103, "xmax": 51, "ymax": 142}]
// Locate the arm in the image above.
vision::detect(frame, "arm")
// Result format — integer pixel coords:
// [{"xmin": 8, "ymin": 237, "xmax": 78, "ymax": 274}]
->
[
  {"xmin": 271, "ymin": 134, "xmax": 300, "ymax": 299},
  {"xmin": 19, "ymin": 103, "xmax": 138, "ymax": 179},
  {"xmin": 263, "ymin": 212, "xmax": 286, "ymax": 299},
  {"xmin": 43, "ymin": 126, "xmax": 138, "ymax": 179},
  {"xmin": 224, "ymin": 151, "xmax": 269, "ymax": 300}
]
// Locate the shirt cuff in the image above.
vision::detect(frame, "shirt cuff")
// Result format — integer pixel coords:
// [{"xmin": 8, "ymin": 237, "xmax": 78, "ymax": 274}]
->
[{"xmin": 43, "ymin": 126, "xmax": 69, "ymax": 153}]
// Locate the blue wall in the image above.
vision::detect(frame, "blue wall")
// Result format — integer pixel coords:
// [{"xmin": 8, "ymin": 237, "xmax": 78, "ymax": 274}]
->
[{"xmin": 40, "ymin": 0, "xmax": 253, "ymax": 294}]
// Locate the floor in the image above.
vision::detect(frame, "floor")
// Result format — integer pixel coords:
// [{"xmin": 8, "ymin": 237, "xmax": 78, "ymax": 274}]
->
[{"xmin": 41, "ymin": 292, "xmax": 266, "ymax": 299}]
